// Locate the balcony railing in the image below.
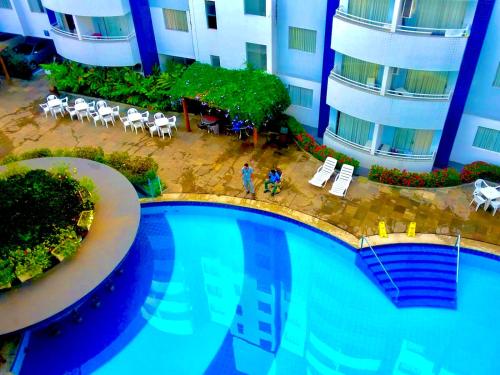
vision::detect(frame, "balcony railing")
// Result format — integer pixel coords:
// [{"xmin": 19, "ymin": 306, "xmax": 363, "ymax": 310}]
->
[
  {"xmin": 325, "ymin": 129, "xmax": 435, "ymax": 161},
  {"xmin": 330, "ymin": 71, "xmax": 451, "ymax": 100},
  {"xmin": 51, "ymin": 24, "xmax": 135, "ymax": 41},
  {"xmin": 335, "ymin": 8, "xmax": 467, "ymax": 37}
]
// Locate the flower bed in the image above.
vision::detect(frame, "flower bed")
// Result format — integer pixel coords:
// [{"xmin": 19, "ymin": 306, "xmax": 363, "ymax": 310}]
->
[
  {"xmin": 0, "ymin": 165, "xmax": 96, "ymax": 289},
  {"xmin": 286, "ymin": 116, "xmax": 360, "ymax": 169},
  {"xmin": 369, "ymin": 161, "xmax": 499, "ymax": 188},
  {"xmin": 1, "ymin": 147, "xmax": 164, "ymax": 197}
]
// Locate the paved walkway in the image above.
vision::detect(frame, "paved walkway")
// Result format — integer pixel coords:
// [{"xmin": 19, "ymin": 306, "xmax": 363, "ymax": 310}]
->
[{"xmin": 1, "ymin": 76, "xmax": 499, "ymax": 249}]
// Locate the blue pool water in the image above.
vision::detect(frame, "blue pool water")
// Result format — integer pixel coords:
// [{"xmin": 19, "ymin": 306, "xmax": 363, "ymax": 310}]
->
[{"xmin": 21, "ymin": 203, "xmax": 500, "ymax": 374}]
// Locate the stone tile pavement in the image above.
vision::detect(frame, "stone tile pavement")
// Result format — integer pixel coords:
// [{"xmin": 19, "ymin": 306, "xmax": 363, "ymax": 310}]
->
[{"xmin": 1, "ymin": 76, "xmax": 499, "ymax": 249}]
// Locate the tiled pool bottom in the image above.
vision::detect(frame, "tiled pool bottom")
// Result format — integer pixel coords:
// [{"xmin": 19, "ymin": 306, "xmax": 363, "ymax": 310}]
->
[{"xmin": 21, "ymin": 203, "xmax": 500, "ymax": 374}]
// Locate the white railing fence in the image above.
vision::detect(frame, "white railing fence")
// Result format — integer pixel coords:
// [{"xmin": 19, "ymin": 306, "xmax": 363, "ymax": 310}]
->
[{"xmin": 51, "ymin": 24, "xmax": 135, "ymax": 41}]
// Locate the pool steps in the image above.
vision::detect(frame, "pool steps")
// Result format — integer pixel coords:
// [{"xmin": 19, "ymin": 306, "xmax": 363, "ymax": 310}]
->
[{"xmin": 356, "ymin": 244, "xmax": 458, "ymax": 309}]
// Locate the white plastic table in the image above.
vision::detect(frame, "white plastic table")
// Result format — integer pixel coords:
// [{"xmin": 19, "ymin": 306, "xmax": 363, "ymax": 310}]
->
[
  {"xmin": 127, "ymin": 112, "xmax": 142, "ymax": 123},
  {"xmin": 47, "ymin": 99, "xmax": 62, "ymax": 108},
  {"xmin": 98, "ymin": 107, "xmax": 113, "ymax": 117},
  {"xmin": 75, "ymin": 103, "xmax": 88, "ymax": 112},
  {"xmin": 480, "ymin": 186, "xmax": 500, "ymax": 209}
]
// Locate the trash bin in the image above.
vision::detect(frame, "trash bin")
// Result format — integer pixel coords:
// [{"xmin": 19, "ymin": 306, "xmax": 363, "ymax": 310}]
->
[{"xmin": 279, "ymin": 126, "xmax": 289, "ymax": 146}]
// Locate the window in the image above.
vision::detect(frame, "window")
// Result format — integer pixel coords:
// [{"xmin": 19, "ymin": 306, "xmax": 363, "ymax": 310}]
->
[
  {"xmin": 246, "ymin": 43, "xmax": 267, "ymax": 70},
  {"xmin": 493, "ymin": 63, "xmax": 500, "ymax": 88},
  {"xmin": 259, "ymin": 339, "xmax": 272, "ymax": 351},
  {"xmin": 289, "ymin": 27, "xmax": 316, "ymax": 53},
  {"xmin": 244, "ymin": 0, "xmax": 266, "ymax": 16},
  {"xmin": 210, "ymin": 55, "xmax": 220, "ymax": 67},
  {"xmin": 236, "ymin": 305, "xmax": 243, "ymax": 315},
  {"xmin": 258, "ymin": 301, "xmax": 271, "ymax": 314},
  {"xmin": 402, "ymin": 0, "xmax": 416, "ymax": 18},
  {"xmin": 256, "ymin": 279, "xmax": 271, "ymax": 293},
  {"xmin": 237, "ymin": 323, "xmax": 244, "ymax": 334},
  {"xmin": 27, "ymin": 0, "xmax": 44, "ymax": 13},
  {"xmin": 0, "ymin": 0, "xmax": 12, "ymax": 9},
  {"xmin": 163, "ymin": 9, "xmax": 188, "ymax": 32},
  {"xmin": 473, "ymin": 127, "xmax": 500, "ymax": 153},
  {"xmin": 205, "ymin": 1, "xmax": 217, "ymax": 29},
  {"xmin": 259, "ymin": 321, "xmax": 272, "ymax": 334},
  {"xmin": 288, "ymin": 85, "xmax": 313, "ymax": 108}
]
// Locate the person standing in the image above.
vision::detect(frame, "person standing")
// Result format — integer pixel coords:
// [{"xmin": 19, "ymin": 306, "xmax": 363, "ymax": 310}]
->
[{"xmin": 241, "ymin": 163, "xmax": 255, "ymax": 195}]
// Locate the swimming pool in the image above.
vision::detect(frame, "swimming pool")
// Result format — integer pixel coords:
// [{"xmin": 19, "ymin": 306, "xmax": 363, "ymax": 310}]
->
[{"xmin": 21, "ymin": 202, "xmax": 500, "ymax": 374}]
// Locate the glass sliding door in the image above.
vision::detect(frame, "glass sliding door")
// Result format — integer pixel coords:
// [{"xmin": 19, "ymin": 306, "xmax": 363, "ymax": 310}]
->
[
  {"xmin": 341, "ymin": 55, "xmax": 382, "ymax": 87},
  {"xmin": 403, "ymin": 70, "xmax": 449, "ymax": 95},
  {"xmin": 337, "ymin": 112, "xmax": 373, "ymax": 146},
  {"xmin": 392, "ymin": 128, "xmax": 434, "ymax": 155},
  {"xmin": 347, "ymin": 0, "xmax": 391, "ymax": 23},
  {"xmin": 404, "ymin": 0, "xmax": 469, "ymax": 29}
]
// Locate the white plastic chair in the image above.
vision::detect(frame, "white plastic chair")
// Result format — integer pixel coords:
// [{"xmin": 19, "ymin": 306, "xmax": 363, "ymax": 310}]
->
[
  {"xmin": 488, "ymin": 200, "xmax": 499, "ymax": 216},
  {"xmin": 329, "ymin": 164, "xmax": 354, "ymax": 197},
  {"xmin": 88, "ymin": 101, "xmax": 96, "ymax": 113},
  {"xmin": 39, "ymin": 103, "xmax": 50, "ymax": 117},
  {"xmin": 96, "ymin": 100, "xmax": 107, "ymax": 109},
  {"xmin": 127, "ymin": 108, "xmax": 138, "ymax": 116},
  {"xmin": 120, "ymin": 116, "xmax": 132, "ymax": 132},
  {"xmin": 65, "ymin": 106, "xmax": 78, "ymax": 120},
  {"xmin": 89, "ymin": 111, "xmax": 101, "ymax": 127},
  {"xmin": 146, "ymin": 122, "xmax": 159, "ymax": 137},
  {"xmin": 309, "ymin": 157, "xmax": 337, "ymax": 188},
  {"xmin": 470, "ymin": 192, "xmax": 487, "ymax": 211},
  {"xmin": 154, "ymin": 112, "xmax": 165, "ymax": 120},
  {"xmin": 159, "ymin": 125, "xmax": 172, "ymax": 139},
  {"xmin": 166, "ymin": 116, "xmax": 177, "ymax": 132},
  {"xmin": 473, "ymin": 179, "xmax": 489, "ymax": 195},
  {"xmin": 101, "ymin": 114, "xmax": 114, "ymax": 128},
  {"xmin": 141, "ymin": 111, "xmax": 150, "ymax": 123},
  {"xmin": 75, "ymin": 98, "xmax": 86, "ymax": 105},
  {"xmin": 131, "ymin": 121, "xmax": 144, "ymax": 134},
  {"xmin": 51, "ymin": 105, "xmax": 64, "ymax": 118},
  {"xmin": 47, "ymin": 95, "xmax": 57, "ymax": 101},
  {"xmin": 78, "ymin": 109, "xmax": 90, "ymax": 122},
  {"xmin": 112, "ymin": 106, "xmax": 120, "ymax": 120},
  {"xmin": 61, "ymin": 97, "xmax": 69, "ymax": 108}
]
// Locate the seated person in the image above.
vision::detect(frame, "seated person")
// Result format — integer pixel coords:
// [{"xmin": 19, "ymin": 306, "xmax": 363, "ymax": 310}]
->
[{"xmin": 264, "ymin": 169, "xmax": 282, "ymax": 196}]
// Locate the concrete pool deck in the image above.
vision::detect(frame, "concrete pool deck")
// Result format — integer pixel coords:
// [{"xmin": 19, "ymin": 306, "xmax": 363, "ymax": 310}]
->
[{"xmin": 0, "ymin": 76, "xmax": 499, "ymax": 254}]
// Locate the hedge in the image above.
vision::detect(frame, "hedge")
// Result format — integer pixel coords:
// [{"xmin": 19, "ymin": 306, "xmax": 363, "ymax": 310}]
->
[
  {"xmin": 368, "ymin": 161, "xmax": 499, "ymax": 188},
  {"xmin": 1, "ymin": 147, "xmax": 164, "ymax": 196},
  {"xmin": 286, "ymin": 116, "xmax": 360, "ymax": 169}
]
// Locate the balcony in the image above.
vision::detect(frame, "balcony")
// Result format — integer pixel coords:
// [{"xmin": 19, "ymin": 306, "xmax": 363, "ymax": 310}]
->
[
  {"xmin": 42, "ymin": 0, "xmax": 131, "ymax": 17},
  {"xmin": 327, "ymin": 71, "xmax": 451, "ymax": 130},
  {"xmin": 331, "ymin": 9, "xmax": 468, "ymax": 71},
  {"xmin": 50, "ymin": 25, "xmax": 140, "ymax": 67},
  {"xmin": 323, "ymin": 129, "xmax": 435, "ymax": 172}
]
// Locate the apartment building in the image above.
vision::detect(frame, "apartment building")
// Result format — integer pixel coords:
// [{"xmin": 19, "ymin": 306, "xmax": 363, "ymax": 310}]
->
[{"xmin": 0, "ymin": 0, "xmax": 498, "ymax": 171}]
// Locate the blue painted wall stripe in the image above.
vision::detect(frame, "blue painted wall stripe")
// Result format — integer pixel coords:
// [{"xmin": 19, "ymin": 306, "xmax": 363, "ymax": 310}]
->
[
  {"xmin": 129, "ymin": 0, "xmax": 160, "ymax": 75},
  {"xmin": 434, "ymin": 0, "xmax": 497, "ymax": 168},
  {"xmin": 317, "ymin": 0, "xmax": 340, "ymax": 138}
]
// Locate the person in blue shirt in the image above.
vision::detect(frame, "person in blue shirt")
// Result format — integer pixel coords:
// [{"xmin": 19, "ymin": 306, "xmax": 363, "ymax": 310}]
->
[
  {"xmin": 241, "ymin": 163, "xmax": 255, "ymax": 195},
  {"xmin": 264, "ymin": 169, "xmax": 281, "ymax": 196}
]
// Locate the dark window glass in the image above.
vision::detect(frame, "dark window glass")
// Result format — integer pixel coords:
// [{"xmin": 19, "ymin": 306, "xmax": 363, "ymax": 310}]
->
[{"xmin": 205, "ymin": 1, "xmax": 217, "ymax": 29}]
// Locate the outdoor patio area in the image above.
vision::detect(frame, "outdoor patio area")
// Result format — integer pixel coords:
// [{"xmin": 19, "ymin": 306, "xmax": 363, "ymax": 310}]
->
[{"xmin": 0, "ymin": 76, "xmax": 499, "ymax": 250}]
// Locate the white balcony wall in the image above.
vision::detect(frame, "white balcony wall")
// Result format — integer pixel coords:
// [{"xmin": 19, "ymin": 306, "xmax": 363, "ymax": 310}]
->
[
  {"xmin": 331, "ymin": 15, "xmax": 467, "ymax": 71},
  {"xmin": 450, "ymin": 114, "xmax": 500, "ymax": 166},
  {"xmin": 149, "ymin": 6, "xmax": 195, "ymax": 59},
  {"xmin": 279, "ymin": 74, "xmax": 321, "ymax": 129},
  {"xmin": 50, "ymin": 30, "xmax": 140, "ymax": 67},
  {"xmin": 326, "ymin": 75, "xmax": 450, "ymax": 130},
  {"xmin": 323, "ymin": 130, "xmax": 435, "ymax": 172},
  {"xmin": 0, "ymin": 6, "xmax": 23, "ymax": 34},
  {"xmin": 41, "ymin": 0, "xmax": 131, "ymax": 17},
  {"xmin": 188, "ymin": 0, "xmax": 274, "ymax": 71}
]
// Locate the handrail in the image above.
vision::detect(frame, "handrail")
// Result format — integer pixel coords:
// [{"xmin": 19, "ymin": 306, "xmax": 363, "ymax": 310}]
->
[
  {"xmin": 375, "ymin": 149, "xmax": 435, "ymax": 160},
  {"xmin": 329, "ymin": 71, "xmax": 382, "ymax": 94},
  {"xmin": 385, "ymin": 88, "xmax": 451, "ymax": 100},
  {"xmin": 455, "ymin": 234, "xmax": 461, "ymax": 284},
  {"xmin": 335, "ymin": 8, "xmax": 467, "ymax": 37},
  {"xmin": 324, "ymin": 129, "xmax": 372, "ymax": 153},
  {"xmin": 51, "ymin": 24, "xmax": 135, "ymax": 41},
  {"xmin": 360, "ymin": 236, "xmax": 400, "ymax": 301}
]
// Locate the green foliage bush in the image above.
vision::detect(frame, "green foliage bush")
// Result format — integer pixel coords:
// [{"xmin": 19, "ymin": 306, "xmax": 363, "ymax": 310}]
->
[
  {"xmin": 41, "ymin": 61, "xmax": 186, "ymax": 111},
  {"xmin": 368, "ymin": 161, "xmax": 499, "ymax": 188},
  {"xmin": 285, "ymin": 116, "xmax": 360, "ymax": 170},
  {"xmin": 169, "ymin": 63, "xmax": 291, "ymax": 128},
  {"xmin": 0, "ymin": 167, "xmax": 94, "ymax": 287},
  {"xmin": 0, "ymin": 49, "xmax": 32, "ymax": 80},
  {"xmin": 1, "ymin": 146, "xmax": 162, "ymax": 196}
]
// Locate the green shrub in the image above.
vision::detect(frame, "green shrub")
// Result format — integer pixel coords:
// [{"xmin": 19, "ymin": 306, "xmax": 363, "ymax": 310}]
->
[
  {"xmin": 0, "ymin": 49, "xmax": 32, "ymax": 80},
  {"xmin": 73, "ymin": 146, "xmax": 105, "ymax": 162},
  {"xmin": 20, "ymin": 148, "xmax": 53, "ymax": 160},
  {"xmin": 287, "ymin": 116, "xmax": 360, "ymax": 170},
  {"xmin": 460, "ymin": 161, "xmax": 500, "ymax": 183},
  {"xmin": 0, "ymin": 259, "xmax": 15, "ymax": 286}
]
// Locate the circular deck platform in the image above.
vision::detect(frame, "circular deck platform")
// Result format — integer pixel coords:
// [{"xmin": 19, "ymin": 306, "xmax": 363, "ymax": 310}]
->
[{"xmin": 0, "ymin": 158, "xmax": 140, "ymax": 335}]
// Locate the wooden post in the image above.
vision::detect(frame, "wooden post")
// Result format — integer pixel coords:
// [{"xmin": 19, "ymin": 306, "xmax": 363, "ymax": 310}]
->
[
  {"xmin": 182, "ymin": 98, "xmax": 191, "ymax": 132},
  {"xmin": 0, "ymin": 55, "xmax": 10, "ymax": 82},
  {"xmin": 253, "ymin": 127, "xmax": 258, "ymax": 146}
]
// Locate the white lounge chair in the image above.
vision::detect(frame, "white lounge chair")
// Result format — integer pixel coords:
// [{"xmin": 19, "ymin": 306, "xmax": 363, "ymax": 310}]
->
[
  {"xmin": 470, "ymin": 192, "xmax": 486, "ymax": 211},
  {"xmin": 329, "ymin": 164, "xmax": 354, "ymax": 197},
  {"xmin": 308, "ymin": 157, "xmax": 337, "ymax": 188}
]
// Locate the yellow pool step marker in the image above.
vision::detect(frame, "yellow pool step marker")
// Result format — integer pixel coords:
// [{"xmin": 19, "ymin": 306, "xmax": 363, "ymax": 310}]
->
[
  {"xmin": 378, "ymin": 221, "xmax": 388, "ymax": 238},
  {"xmin": 407, "ymin": 222, "xmax": 416, "ymax": 237}
]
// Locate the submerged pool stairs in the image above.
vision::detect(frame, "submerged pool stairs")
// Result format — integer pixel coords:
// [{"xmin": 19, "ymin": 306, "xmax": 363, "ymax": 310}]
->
[{"xmin": 356, "ymin": 239, "xmax": 459, "ymax": 309}]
